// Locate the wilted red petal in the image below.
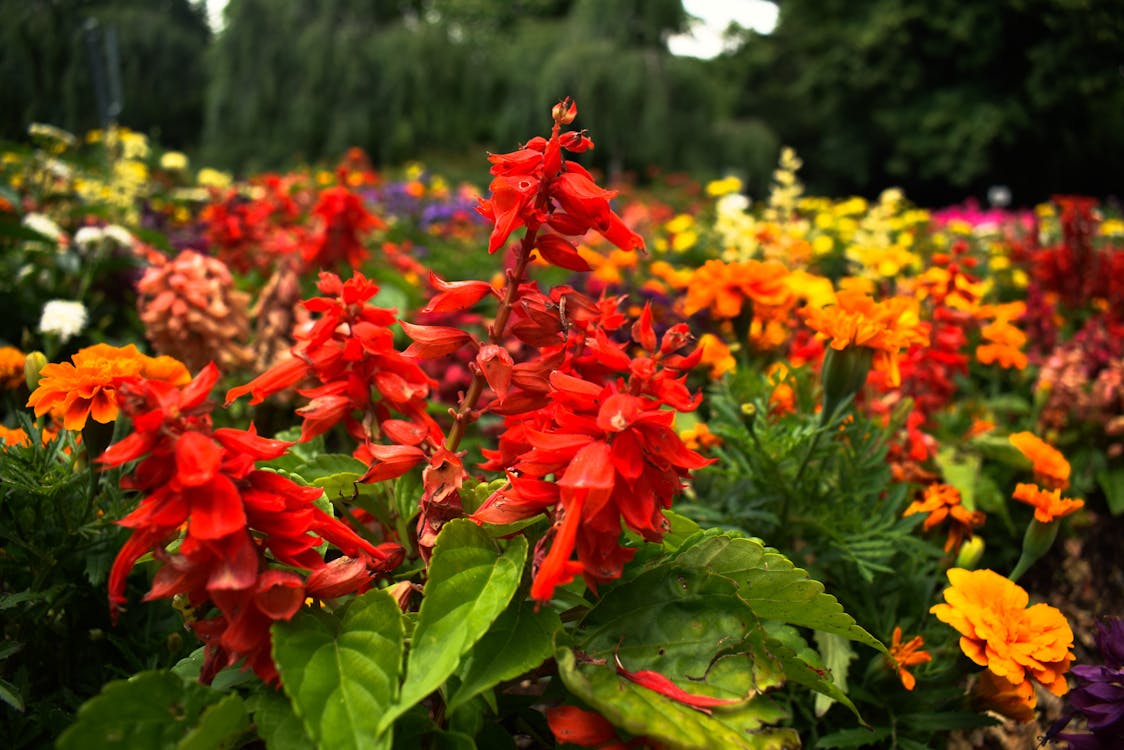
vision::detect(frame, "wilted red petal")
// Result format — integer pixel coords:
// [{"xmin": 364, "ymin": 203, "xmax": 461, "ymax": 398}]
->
[
  {"xmin": 546, "ymin": 705, "xmax": 620, "ymax": 747},
  {"xmin": 306, "ymin": 555, "xmax": 371, "ymax": 600},
  {"xmin": 476, "ymin": 344, "xmax": 514, "ymax": 402},
  {"xmin": 175, "ymin": 432, "xmax": 224, "ymax": 487},
  {"xmin": 614, "ymin": 652, "xmax": 742, "ymax": 714}
]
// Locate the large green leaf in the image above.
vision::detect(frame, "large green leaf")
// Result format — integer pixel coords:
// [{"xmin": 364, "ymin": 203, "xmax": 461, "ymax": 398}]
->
[
  {"xmin": 246, "ymin": 689, "xmax": 315, "ymax": 750},
  {"xmin": 447, "ymin": 593, "xmax": 560, "ymax": 712},
  {"xmin": 557, "ymin": 647, "xmax": 798, "ymax": 750},
  {"xmin": 566, "ymin": 565, "xmax": 801, "ymax": 747},
  {"xmin": 56, "ymin": 670, "xmax": 242, "ymax": 750},
  {"xmin": 1097, "ymin": 466, "xmax": 1124, "ymax": 515},
  {"xmin": 674, "ymin": 533, "xmax": 884, "ymax": 653},
  {"xmin": 379, "ymin": 520, "xmax": 527, "ymax": 732},
  {"xmin": 178, "ymin": 693, "xmax": 250, "ymax": 750},
  {"xmin": 273, "ymin": 590, "xmax": 405, "ymax": 750}
]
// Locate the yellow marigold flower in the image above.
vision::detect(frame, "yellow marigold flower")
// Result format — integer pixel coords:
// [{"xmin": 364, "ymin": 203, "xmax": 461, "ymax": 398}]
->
[
  {"xmin": 1012, "ymin": 483, "xmax": 1084, "ymax": 523},
  {"xmin": 903, "ymin": 483, "xmax": 985, "ymax": 553},
  {"xmin": 679, "ymin": 421, "xmax": 722, "ymax": 452},
  {"xmin": 930, "ymin": 568, "xmax": 1074, "ymax": 696},
  {"xmin": 696, "ymin": 333, "xmax": 736, "ymax": 379},
  {"xmin": 887, "ymin": 626, "xmax": 932, "ymax": 691},
  {"xmin": 160, "ymin": 151, "xmax": 189, "ymax": 171},
  {"xmin": 1009, "ymin": 432, "xmax": 1070, "ymax": 490},
  {"xmin": 0, "ymin": 346, "xmax": 26, "ymax": 390},
  {"xmin": 197, "ymin": 167, "xmax": 233, "ymax": 189},
  {"xmin": 26, "ymin": 344, "xmax": 191, "ymax": 431},
  {"xmin": 800, "ymin": 290, "xmax": 930, "ymax": 388},
  {"xmin": 705, "ymin": 175, "xmax": 743, "ymax": 197},
  {"xmin": 973, "ymin": 669, "xmax": 1037, "ymax": 724}
]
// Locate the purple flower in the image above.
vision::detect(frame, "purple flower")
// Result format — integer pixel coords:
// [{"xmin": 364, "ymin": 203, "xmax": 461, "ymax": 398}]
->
[{"xmin": 1050, "ymin": 618, "xmax": 1124, "ymax": 749}]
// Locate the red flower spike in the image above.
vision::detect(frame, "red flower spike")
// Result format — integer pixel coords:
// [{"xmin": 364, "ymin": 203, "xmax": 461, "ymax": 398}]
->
[
  {"xmin": 613, "ymin": 652, "xmax": 742, "ymax": 714},
  {"xmin": 476, "ymin": 344, "xmax": 514, "ymax": 402}
]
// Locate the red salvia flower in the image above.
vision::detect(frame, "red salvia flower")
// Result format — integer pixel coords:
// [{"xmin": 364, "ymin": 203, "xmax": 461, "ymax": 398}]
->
[
  {"xmin": 102, "ymin": 364, "xmax": 403, "ymax": 684},
  {"xmin": 303, "ymin": 181, "xmax": 386, "ymax": 271}
]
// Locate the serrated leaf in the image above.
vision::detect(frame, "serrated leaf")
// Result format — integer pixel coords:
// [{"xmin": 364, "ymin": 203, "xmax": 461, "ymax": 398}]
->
[
  {"xmin": 557, "ymin": 647, "xmax": 798, "ymax": 750},
  {"xmin": 273, "ymin": 590, "xmax": 405, "ymax": 750},
  {"xmin": 812, "ymin": 631, "xmax": 855, "ymax": 717},
  {"xmin": 177, "ymin": 693, "xmax": 250, "ymax": 750},
  {"xmin": 379, "ymin": 520, "xmax": 526, "ymax": 733},
  {"xmin": 447, "ymin": 594, "xmax": 560, "ymax": 713},
  {"xmin": 247, "ymin": 689, "xmax": 315, "ymax": 750},
  {"xmin": 673, "ymin": 534, "xmax": 884, "ymax": 653},
  {"xmin": 56, "ymin": 670, "xmax": 227, "ymax": 750}
]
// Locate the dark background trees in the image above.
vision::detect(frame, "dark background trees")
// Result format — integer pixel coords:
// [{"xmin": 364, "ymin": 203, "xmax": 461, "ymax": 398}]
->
[{"xmin": 2, "ymin": 0, "xmax": 1121, "ymax": 205}]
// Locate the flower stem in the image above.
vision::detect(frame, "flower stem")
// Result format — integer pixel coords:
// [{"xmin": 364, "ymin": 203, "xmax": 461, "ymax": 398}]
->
[{"xmin": 444, "ymin": 229, "xmax": 538, "ymax": 452}]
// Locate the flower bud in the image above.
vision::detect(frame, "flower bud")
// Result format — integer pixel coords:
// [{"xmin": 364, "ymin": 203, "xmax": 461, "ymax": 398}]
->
[
  {"xmin": 24, "ymin": 351, "xmax": 48, "ymax": 391},
  {"xmin": 955, "ymin": 535, "xmax": 986, "ymax": 569},
  {"xmin": 819, "ymin": 346, "xmax": 873, "ymax": 424},
  {"xmin": 1009, "ymin": 518, "xmax": 1060, "ymax": 582},
  {"xmin": 552, "ymin": 98, "xmax": 578, "ymax": 125}
]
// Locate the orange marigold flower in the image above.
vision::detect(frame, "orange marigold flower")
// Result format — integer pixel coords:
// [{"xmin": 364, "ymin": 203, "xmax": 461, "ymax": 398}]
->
[
  {"xmin": 966, "ymin": 418, "xmax": 995, "ymax": 438},
  {"xmin": 0, "ymin": 346, "xmax": 26, "ymax": 389},
  {"xmin": 0, "ymin": 423, "xmax": 29, "ymax": 449},
  {"xmin": 1009, "ymin": 432, "xmax": 1070, "ymax": 490},
  {"xmin": 887, "ymin": 626, "xmax": 932, "ymax": 690},
  {"xmin": 930, "ymin": 568, "xmax": 1074, "ymax": 696},
  {"xmin": 679, "ymin": 421, "xmax": 722, "ymax": 452},
  {"xmin": 973, "ymin": 669, "xmax": 1037, "ymax": 724},
  {"xmin": 26, "ymin": 343, "xmax": 191, "ymax": 431},
  {"xmin": 683, "ymin": 259, "xmax": 792, "ymax": 320},
  {"xmin": 800, "ymin": 289, "xmax": 930, "ymax": 388},
  {"xmin": 1012, "ymin": 482, "xmax": 1084, "ymax": 523},
  {"xmin": 903, "ymin": 483, "xmax": 985, "ymax": 553},
  {"xmin": 976, "ymin": 318, "xmax": 1028, "ymax": 370},
  {"xmin": 696, "ymin": 333, "xmax": 736, "ymax": 379}
]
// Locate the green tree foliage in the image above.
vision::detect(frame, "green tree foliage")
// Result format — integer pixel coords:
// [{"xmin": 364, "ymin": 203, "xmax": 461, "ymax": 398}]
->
[
  {"xmin": 724, "ymin": 0, "xmax": 1124, "ymax": 203},
  {"xmin": 0, "ymin": 0, "xmax": 210, "ymax": 148}
]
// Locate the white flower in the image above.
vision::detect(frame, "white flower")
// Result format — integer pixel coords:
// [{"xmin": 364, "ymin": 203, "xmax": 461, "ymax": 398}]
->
[
  {"xmin": 39, "ymin": 300, "xmax": 87, "ymax": 342},
  {"xmin": 74, "ymin": 226, "xmax": 105, "ymax": 250},
  {"xmin": 102, "ymin": 225, "xmax": 134, "ymax": 248},
  {"xmin": 22, "ymin": 213, "xmax": 64, "ymax": 243}
]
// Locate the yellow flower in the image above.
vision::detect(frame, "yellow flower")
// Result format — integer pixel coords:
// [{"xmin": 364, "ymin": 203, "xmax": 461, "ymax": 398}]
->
[
  {"xmin": 198, "ymin": 168, "xmax": 233, "ymax": 189},
  {"xmin": 705, "ymin": 175, "xmax": 743, "ymax": 197},
  {"xmin": 930, "ymin": 568, "xmax": 1073, "ymax": 696},
  {"xmin": 160, "ymin": 151, "xmax": 189, "ymax": 171}
]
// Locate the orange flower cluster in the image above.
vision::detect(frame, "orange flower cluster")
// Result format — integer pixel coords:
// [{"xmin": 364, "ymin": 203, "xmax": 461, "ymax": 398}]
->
[
  {"xmin": 1012, "ymin": 482, "xmax": 1084, "ymax": 523},
  {"xmin": 683, "ymin": 258, "xmax": 792, "ymax": 320},
  {"xmin": 800, "ymin": 289, "xmax": 930, "ymax": 387},
  {"xmin": 1009, "ymin": 431, "xmax": 1071, "ymax": 490},
  {"xmin": 887, "ymin": 626, "xmax": 932, "ymax": 690},
  {"xmin": 930, "ymin": 568, "xmax": 1073, "ymax": 703},
  {"xmin": 903, "ymin": 483, "xmax": 985, "ymax": 553},
  {"xmin": 0, "ymin": 346, "xmax": 25, "ymax": 390},
  {"xmin": 26, "ymin": 343, "xmax": 190, "ymax": 430},
  {"xmin": 975, "ymin": 302, "xmax": 1028, "ymax": 370}
]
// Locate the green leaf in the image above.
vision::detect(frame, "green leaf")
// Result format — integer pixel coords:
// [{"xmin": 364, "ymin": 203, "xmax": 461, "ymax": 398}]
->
[
  {"xmin": 132, "ymin": 227, "xmax": 173, "ymax": 253},
  {"xmin": 662, "ymin": 509, "xmax": 702, "ymax": 551},
  {"xmin": 1097, "ymin": 466, "xmax": 1124, "ymax": 515},
  {"xmin": 56, "ymin": 670, "xmax": 228, "ymax": 750},
  {"xmin": 674, "ymin": 533, "xmax": 884, "ymax": 653},
  {"xmin": 447, "ymin": 594, "xmax": 560, "ymax": 712},
  {"xmin": 815, "ymin": 727, "xmax": 891, "ymax": 748},
  {"xmin": 812, "ymin": 631, "xmax": 855, "ymax": 717},
  {"xmin": 246, "ymin": 689, "xmax": 315, "ymax": 750},
  {"xmin": 273, "ymin": 590, "xmax": 405, "ymax": 750},
  {"xmin": 379, "ymin": 520, "xmax": 526, "ymax": 733},
  {"xmin": 934, "ymin": 447, "xmax": 981, "ymax": 511},
  {"xmin": 557, "ymin": 647, "xmax": 798, "ymax": 750},
  {"xmin": 177, "ymin": 693, "xmax": 250, "ymax": 750},
  {"xmin": 0, "ymin": 675, "xmax": 24, "ymax": 712}
]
